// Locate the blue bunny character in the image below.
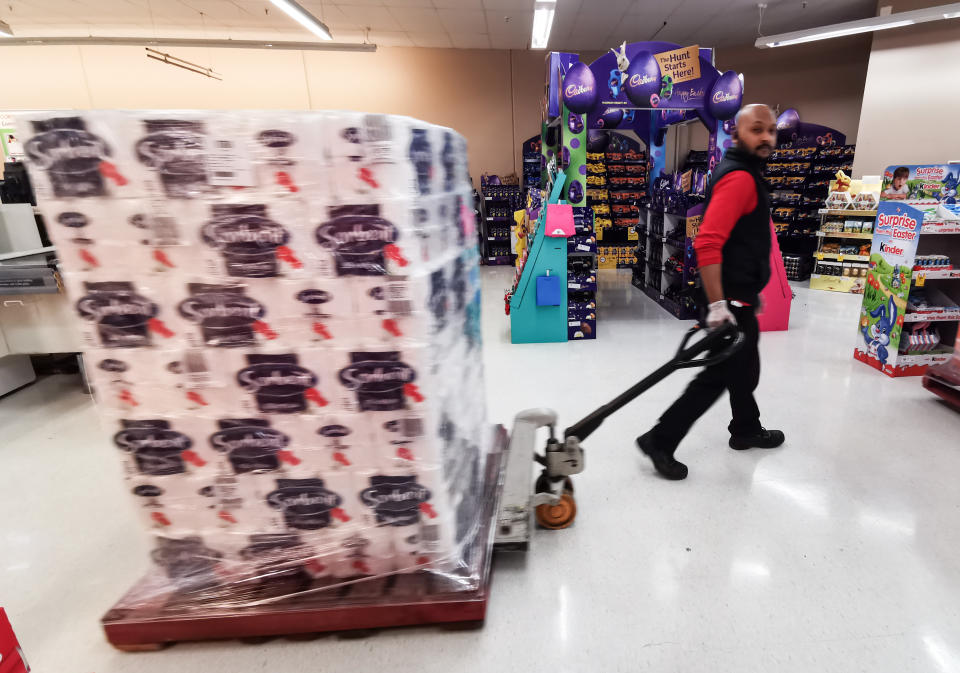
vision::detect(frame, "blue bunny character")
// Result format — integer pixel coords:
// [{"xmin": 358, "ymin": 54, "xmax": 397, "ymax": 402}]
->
[
  {"xmin": 862, "ymin": 295, "xmax": 898, "ymax": 366},
  {"xmin": 939, "ymin": 171, "xmax": 958, "ymax": 204},
  {"xmin": 608, "ymin": 69, "xmax": 622, "ymax": 98}
]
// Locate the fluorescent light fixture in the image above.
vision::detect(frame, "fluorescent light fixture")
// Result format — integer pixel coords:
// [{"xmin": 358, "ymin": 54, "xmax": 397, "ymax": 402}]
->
[
  {"xmin": 0, "ymin": 19, "xmax": 13, "ymax": 37},
  {"xmin": 757, "ymin": 2, "xmax": 960, "ymax": 48},
  {"xmin": 0, "ymin": 37, "xmax": 374, "ymax": 51},
  {"xmin": 531, "ymin": 0, "xmax": 556, "ymax": 49},
  {"xmin": 269, "ymin": 0, "xmax": 332, "ymax": 41}
]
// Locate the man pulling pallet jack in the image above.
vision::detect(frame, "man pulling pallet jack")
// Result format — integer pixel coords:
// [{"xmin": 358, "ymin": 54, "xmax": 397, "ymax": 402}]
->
[{"xmin": 496, "ymin": 104, "xmax": 786, "ymax": 544}]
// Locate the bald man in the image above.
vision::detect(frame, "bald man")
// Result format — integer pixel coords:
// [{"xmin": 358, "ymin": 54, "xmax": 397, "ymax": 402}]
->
[{"xmin": 638, "ymin": 104, "xmax": 785, "ymax": 481}]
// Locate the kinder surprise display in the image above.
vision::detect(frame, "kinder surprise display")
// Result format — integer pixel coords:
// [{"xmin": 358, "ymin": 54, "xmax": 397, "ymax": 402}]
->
[{"xmin": 19, "ymin": 110, "xmax": 490, "ymax": 602}]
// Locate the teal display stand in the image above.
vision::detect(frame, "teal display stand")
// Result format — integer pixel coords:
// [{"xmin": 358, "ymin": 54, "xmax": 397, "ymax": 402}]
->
[{"xmin": 510, "ymin": 176, "xmax": 569, "ymax": 344}]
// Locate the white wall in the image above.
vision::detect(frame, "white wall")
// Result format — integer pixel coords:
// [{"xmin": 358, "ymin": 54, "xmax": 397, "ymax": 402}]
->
[{"xmin": 852, "ymin": 0, "xmax": 960, "ymax": 176}]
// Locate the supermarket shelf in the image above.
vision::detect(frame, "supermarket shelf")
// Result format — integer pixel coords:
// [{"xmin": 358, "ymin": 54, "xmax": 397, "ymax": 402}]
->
[
  {"xmin": 921, "ymin": 222, "xmax": 960, "ymax": 234},
  {"xmin": 913, "ymin": 269, "xmax": 960, "ymax": 280},
  {"xmin": 816, "ymin": 231, "xmax": 873, "ymax": 240},
  {"xmin": 816, "ymin": 252, "xmax": 869, "ymax": 262},
  {"xmin": 818, "ymin": 209, "xmax": 877, "ymax": 217},
  {"xmin": 904, "ymin": 311, "xmax": 960, "ymax": 323}
]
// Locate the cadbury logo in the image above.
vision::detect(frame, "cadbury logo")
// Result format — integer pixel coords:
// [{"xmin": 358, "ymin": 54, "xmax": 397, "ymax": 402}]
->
[
  {"xmin": 338, "ymin": 362, "xmax": 416, "ymax": 390},
  {"xmin": 712, "ymin": 91, "xmax": 737, "ymax": 104},
  {"xmin": 115, "ymin": 430, "xmax": 192, "ymax": 452},
  {"xmin": 210, "ymin": 428, "xmax": 288, "ymax": 452},
  {"xmin": 237, "ymin": 365, "xmax": 317, "ymax": 392},
  {"xmin": 565, "ymin": 83, "xmax": 594, "ymax": 97},
  {"xmin": 26, "ymin": 130, "xmax": 109, "ymax": 169},
  {"xmin": 628, "ymin": 74, "xmax": 656, "ymax": 87}
]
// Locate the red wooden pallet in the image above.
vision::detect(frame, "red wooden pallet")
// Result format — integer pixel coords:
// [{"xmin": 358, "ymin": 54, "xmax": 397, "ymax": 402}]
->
[{"xmin": 103, "ymin": 426, "xmax": 508, "ymax": 651}]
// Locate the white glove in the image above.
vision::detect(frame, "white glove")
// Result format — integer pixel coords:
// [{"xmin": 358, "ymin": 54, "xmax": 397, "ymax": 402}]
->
[{"xmin": 706, "ymin": 300, "xmax": 736, "ymax": 328}]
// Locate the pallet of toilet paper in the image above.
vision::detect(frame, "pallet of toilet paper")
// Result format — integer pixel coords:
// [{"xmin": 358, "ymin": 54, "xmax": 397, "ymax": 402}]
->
[{"xmin": 17, "ymin": 110, "xmax": 492, "ymax": 600}]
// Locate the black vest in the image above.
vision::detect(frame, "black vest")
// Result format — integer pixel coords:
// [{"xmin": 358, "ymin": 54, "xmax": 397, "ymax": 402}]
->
[{"xmin": 704, "ymin": 148, "xmax": 772, "ymax": 303}]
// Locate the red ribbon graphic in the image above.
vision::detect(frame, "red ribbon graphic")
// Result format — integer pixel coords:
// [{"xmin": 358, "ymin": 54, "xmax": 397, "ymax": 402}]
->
[
  {"xmin": 181, "ymin": 450, "xmax": 207, "ymax": 467},
  {"xmin": 397, "ymin": 447, "xmax": 414, "ymax": 461},
  {"xmin": 404, "ymin": 383, "xmax": 424, "ymax": 403},
  {"xmin": 333, "ymin": 451, "xmax": 351, "ymax": 467},
  {"xmin": 98, "ymin": 160, "xmax": 128, "ymax": 186},
  {"xmin": 118, "ymin": 389, "xmax": 138, "ymax": 407},
  {"xmin": 277, "ymin": 450, "xmax": 301, "ymax": 466},
  {"xmin": 79, "ymin": 249, "xmax": 100, "ymax": 268},
  {"xmin": 358, "ymin": 167, "xmax": 380, "ymax": 189},
  {"xmin": 332, "ymin": 508, "xmax": 351, "ymax": 522},
  {"xmin": 305, "ymin": 388, "xmax": 329, "ymax": 407},
  {"xmin": 312, "ymin": 322, "xmax": 333, "ymax": 340},
  {"xmin": 253, "ymin": 320, "xmax": 278, "ymax": 340},
  {"xmin": 276, "ymin": 245, "xmax": 302, "ymax": 269},
  {"xmin": 382, "ymin": 318, "xmax": 403, "ymax": 337},
  {"xmin": 419, "ymin": 502, "xmax": 437, "ymax": 519},
  {"xmin": 218, "ymin": 510, "xmax": 238, "ymax": 524},
  {"xmin": 151, "ymin": 511, "xmax": 171, "ymax": 527},
  {"xmin": 152, "ymin": 249, "xmax": 175, "ymax": 268},
  {"xmin": 186, "ymin": 390, "xmax": 209, "ymax": 407},
  {"xmin": 384, "ymin": 243, "xmax": 409, "ymax": 268},
  {"xmin": 147, "ymin": 318, "xmax": 175, "ymax": 338}
]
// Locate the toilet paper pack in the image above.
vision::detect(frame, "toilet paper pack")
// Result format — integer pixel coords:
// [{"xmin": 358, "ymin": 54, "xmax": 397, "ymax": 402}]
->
[
  {"xmin": 246, "ymin": 110, "xmax": 326, "ymax": 197},
  {"xmin": 168, "ymin": 279, "xmax": 289, "ymax": 349},
  {"xmin": 15, "ymin": 111, "xmax": 143, "ymax": 201}
]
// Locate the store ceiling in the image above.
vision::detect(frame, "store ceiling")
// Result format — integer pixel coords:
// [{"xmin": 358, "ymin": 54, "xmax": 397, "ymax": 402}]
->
[{"xmin": 2, "ymin": 0, "xmax": 877, "ymax": 49}]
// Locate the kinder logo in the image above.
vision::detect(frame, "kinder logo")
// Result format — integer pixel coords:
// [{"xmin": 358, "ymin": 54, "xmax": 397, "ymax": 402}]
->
[
  {"xmin": 57, "ymin": 211, "xmax": 88, "ymax": 228},
  {"xmin": 915, "ymin": 166, "xmax": 946, "ymax": 180},
  {"xmin": 202, "ymin": 220, "xmax": 289, "ymax": 248},
  {"xmin": 267, "ymin": 488, "xmax": 342, "ymax": 511},
  {"xmin": 257, "ymin": 129, "xmax": 295, "ymax": 148},
  {"xmin": 114, "ymin": 429, "xmax": 192, "ymax": 452},
  {"xmin": 210, "ymin": 427, "xmax": 289, "ymax": 452},
  {"xmin": 25, "ymin": 129, "xmax": 109, "ymax": 169},
  {"xmin": 77, "ymin": 295, "xmax": 158, "ymax": 321},
  {"xmin": 338, "ymin": 361, "xmax": 416, "ymax": 391},
  {"xmin": 315, "ymin": 217, "xmax": 398, "ymax": 251},
  {"xmin": 628, "ymin": 74, "xmax": 656, "ymax": 87},
  {"xmin": 360, "ymin": 483, "xmax": 431, "ymax": 509},
  {"xmin": 920, "ymin": 182, "xmax": 943, "ymax": 192},
  {"xmin": 879, "ymin": 241, "xmax": 904, "ymax": 256},
  {"xmin": 296, "ymin": 289, "xmax": 332, "ymax": 304},
  {"xmin": 565, "ymin": 83, "xmax": 594, "ymax": 97},
  {"xmin": 237, "ymin": 364, "xmax": 317, "ymax": 392},
  {"xmin": 135, "ymin": 129, "xmax": 205, "ymax": 167},
  {"xmin": 712, "ymin": 91, "xmax": 737, "ymax": 104},
  {"xmin": 178, "ymin": 296, "xmax": 266, "ymax": 322}
]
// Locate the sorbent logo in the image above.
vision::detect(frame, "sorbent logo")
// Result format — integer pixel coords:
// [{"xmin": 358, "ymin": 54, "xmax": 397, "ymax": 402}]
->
[
  {"xmin": 237, "ymin": 364, "xmax": 317, "ymax": 392},
  {"xmin": 210, "ymin": 427, "xmax": 289, "ymax": 452},
  {"xmin": 337, "ymin": 361, "xmax": 416, "ymax": 391}
]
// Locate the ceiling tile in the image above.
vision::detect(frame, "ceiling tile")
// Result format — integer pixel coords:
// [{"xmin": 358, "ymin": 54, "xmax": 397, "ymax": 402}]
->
[
  {"xmin": 449, "ymin": 31, "xmax": 491, "ymax": 48},
  {"xmin": 334, "ymin": 4, "xmax": 404, "ymax": 30},
  {"xmin": 408, "ymin": 31, "xmax": 453, "ymax": 47},
  {"xmin": 368, "ymin": 29, "xmax": 415, "ymax": 45},
  {"xmin": 386, "ymin": 0, "xmax": 434, "ymax": 5},
  {"xmin": 387, "ymin": 6, "xmax": 443, "ymax": 31},
  {"xmin": 483, "ymin": 0, "xmax": 533, "ymax": 8},
  {"xmin": 431, "ymin": 0, "xmax": 484, "ymax": 8},
  {"xmin": 436, "ymin": 8, "xmax": 486, "ymax": 33}
]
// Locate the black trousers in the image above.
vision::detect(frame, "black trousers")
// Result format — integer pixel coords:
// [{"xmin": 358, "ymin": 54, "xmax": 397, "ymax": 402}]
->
[{"xmin": 650, "ymin": 303, "xmax": 762, "ymax": 453}]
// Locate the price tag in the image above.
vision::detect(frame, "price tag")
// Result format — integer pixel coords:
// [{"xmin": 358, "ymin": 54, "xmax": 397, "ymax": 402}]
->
[
  {"xmin": 916, "ymin": 273, "xmax": 926, "ymax": 287},
  {"xmin": 817, "ymin": 252, "xmax": 824, "ymax": 261},
  {"xmin": 838, "ymin": 254, "xmax": 844, "ymax": 262}
]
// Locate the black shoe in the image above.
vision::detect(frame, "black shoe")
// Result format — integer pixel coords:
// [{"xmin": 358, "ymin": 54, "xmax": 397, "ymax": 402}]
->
[
  {"xmin": 729, "ymin": 428, "xmax": 785, "ymax": 450},
  {"xmin": 637, "ymin": 431, "xmax": 688, "ymax": 480}
]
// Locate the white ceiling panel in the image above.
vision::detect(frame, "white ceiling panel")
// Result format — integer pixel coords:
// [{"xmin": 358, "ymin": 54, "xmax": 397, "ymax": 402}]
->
[
  {"xmin": 449, "ymin": 31, "xmax": 491, "ymax": 48},
  {"xmin": 387, "ymin": 6, "xmax": 444, "ymax": 31},
  {"xmin": 334, "ymin": 4, "xmax": 404, "ymax": 30},
  {"xmin": 0, "ymin": 0, "xmax": 879, "ymax": 50},
  {"xmin": 437, "ymin": 8, "xmax": 486, "ymax": 33},
  {"xmin": 408, "ymin": 30, "xmax": 453, "ymax": 47}
]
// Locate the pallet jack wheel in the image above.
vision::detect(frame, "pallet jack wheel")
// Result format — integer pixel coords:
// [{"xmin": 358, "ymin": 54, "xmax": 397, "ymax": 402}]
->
[{"xmin": 534, "ymin": 475, "xmax": 577, "ymax": 529}]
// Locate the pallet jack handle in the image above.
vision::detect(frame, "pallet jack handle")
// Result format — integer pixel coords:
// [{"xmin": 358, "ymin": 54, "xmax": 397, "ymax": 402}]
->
[{"xmin": 563, "ymin": 323, "xmax": 743, "ymax": 442}]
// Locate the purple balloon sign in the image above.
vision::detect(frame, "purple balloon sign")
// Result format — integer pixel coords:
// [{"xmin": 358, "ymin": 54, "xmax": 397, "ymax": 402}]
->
[
  {"xmin": 562, "ymin": 62, "xmax": 598, "ymax": 114},
  {"xmin": 707, "ymin": 70, "xmax": 742, "ymax": 121},
  {"xmin": 567, "ymin": 112, "xmax": 584, "ymax": 134},
  {"xmin": 567, "ymin": 180, "xmax": 583, "ymax": 204},
  {"xmin": 623, "ymin": 50, "xmax": 661, "ymax": 107},
  {"xmin": 598, "ymin": 107, "xmax": 623, "ymax": 129},
  {"xmin": 586, "ymin": 129, "xmax": 609, "ymax": 152},
  {"xmin": 777, "ymin": 108, "xmax": 800, "ymax": 133}
]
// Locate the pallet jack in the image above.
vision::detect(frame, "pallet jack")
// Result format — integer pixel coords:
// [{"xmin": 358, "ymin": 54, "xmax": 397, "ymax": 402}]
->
[{"xmin": 494, "ymin": 322, "xmax": 743, "ymax": 550}]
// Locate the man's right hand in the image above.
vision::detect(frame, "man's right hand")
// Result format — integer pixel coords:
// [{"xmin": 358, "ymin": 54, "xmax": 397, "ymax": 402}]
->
[{"xmin": 706, "ymin": 300, "xmax": 736, "ymax": 328}]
